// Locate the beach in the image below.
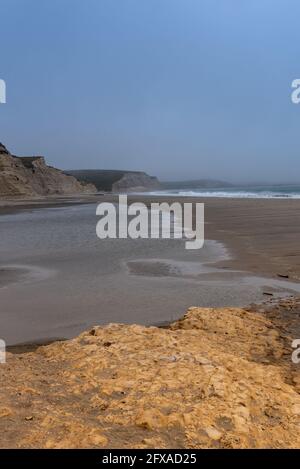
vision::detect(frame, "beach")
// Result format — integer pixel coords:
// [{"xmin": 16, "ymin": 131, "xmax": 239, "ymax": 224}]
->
[
  {"xmin": 128, "ymin": 195, "xmax": 300, "ymax": 280},
  {"xmin": 0, "ymin": 195, "xmax": 300, "ymax": 346},
  {"xmin": 1, "ymin": 196, "xmax": 300, "ymax": 448}
]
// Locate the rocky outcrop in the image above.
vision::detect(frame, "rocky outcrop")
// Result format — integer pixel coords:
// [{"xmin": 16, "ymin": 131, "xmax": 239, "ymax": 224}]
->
[
  {"xmin": 1, "ymin": 298, "xmax": 300, "ymax": 448},
  {"xmin": 0, "ymin": 143, "xmax": 97, "ymax": 197},
  {"xmin": 112, "ymin": 172, "xmax": 161, "ymax": 192}
]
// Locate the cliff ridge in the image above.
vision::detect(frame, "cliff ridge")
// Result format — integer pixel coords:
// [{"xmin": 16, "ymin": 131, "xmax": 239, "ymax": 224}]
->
[{"xmin": 0, "ymin": 143, "xmax": 97, "ymax": 197}]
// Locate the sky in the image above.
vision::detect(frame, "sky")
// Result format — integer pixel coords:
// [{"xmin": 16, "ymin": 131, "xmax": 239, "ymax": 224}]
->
[{"xmin": 1, "ymin": 0, "xmax": 300, "ymax": 183}]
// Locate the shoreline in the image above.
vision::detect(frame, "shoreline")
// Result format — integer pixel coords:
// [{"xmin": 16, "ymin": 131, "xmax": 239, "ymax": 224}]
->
[
  {"xmin": 1, "ymin": 196, "xmax": 300, "ymax": 448},
  {"xmin": 0, "ymin": 194, "xmax": 100, "ymax": 214},
  {"xmin": 6, "ymin": 294, "xmax": 300, "ymax": 354},
  {"xmin": 1, "ymin": 194, "xmax": 300, "ymax": 346},
  {"xmin": 1, "ymin": 193, "xmax": 300, "ymax": 280}
]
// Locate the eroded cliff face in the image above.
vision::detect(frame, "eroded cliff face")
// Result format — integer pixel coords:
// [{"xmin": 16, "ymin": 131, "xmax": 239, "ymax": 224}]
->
[
  {"xmin": 111, "ymin": 172, "xmax": 161, "ymax": 192},
  {"xmin": 66, "ymin": 170, "xmax": 162, "ymax": 192},
  {"xmin": 0, "ymin": 143, "xmax": 97, "ymax": 197},
  {"xmin": 1, "ymin": 299, "xmax": 300, "ymax": 449}
]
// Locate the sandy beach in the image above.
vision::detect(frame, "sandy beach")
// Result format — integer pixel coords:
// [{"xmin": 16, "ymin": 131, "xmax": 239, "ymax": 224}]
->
[
  {"xmin": 0, "ymin": 195, "xmax": 300, "ymax": 346},
  {"xmin": 127, "ymin": 195, "xmax": 300, "ymax": 281},
  {"xmin": 2, "ymin": 194, "xmax": 300, "ymax": 277}
]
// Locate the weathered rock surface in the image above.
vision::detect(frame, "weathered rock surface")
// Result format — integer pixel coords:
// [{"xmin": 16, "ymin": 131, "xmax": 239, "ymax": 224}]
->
[
  {"xmin": 1, "ymin": 300, "xmax": 300, "ymax": 448},
  {"xmin": 0, "ymin": 143, "xmax": 97, "ymax": 197}
]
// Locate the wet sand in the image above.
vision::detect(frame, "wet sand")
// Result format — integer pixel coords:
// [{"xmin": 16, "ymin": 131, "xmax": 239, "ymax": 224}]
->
[
  {"xmin": 0, "ymin": 195, "xmax": 300, "ymax": 345},
  {"xmin": 2, "ymin": 194, "xmax": 300, "ymax": 281},
  {"xmin": 124, "ymin": 195, "xmax": 300, "ymax": 281},
  {"xmin": 0, "ymin": 267, "xmax": 29, "ymax": 288}
]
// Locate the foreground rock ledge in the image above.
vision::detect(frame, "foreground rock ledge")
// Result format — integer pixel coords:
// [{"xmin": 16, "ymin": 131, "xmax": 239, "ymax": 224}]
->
[{"xmin": 1, "ymin": 304, "xmax": 300, "ymax": 449}]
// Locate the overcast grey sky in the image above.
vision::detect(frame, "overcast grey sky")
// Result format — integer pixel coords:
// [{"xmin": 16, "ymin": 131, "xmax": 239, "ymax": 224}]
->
[{"xmin": 1, "ymin": 0, "xmax": 300, "ymax": 183}]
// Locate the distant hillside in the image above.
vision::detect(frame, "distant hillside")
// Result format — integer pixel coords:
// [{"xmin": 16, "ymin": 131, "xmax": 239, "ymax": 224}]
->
[
  {"xmin": 66, "ymin": 170, "xmax": 161, "ymax": 192},
  {"xmin": 162, "ymin": 179, "xmax": 233, "ymax": 190}
]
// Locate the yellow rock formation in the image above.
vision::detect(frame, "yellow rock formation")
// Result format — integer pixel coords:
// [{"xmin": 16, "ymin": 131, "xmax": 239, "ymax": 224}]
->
[{"xmin": 0, "ymin": 306, "xmax": 299, "ymax": 448}]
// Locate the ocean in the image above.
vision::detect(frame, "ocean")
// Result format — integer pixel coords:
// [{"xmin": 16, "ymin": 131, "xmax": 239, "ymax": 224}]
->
[{"xmin": 147, "ymin": 184, "xmax": 300, "ymax": 199}]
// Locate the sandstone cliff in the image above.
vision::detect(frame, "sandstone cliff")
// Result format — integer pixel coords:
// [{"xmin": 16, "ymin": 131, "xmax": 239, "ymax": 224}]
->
[
  {"xmin": 1, "ymin": 298, "xmax": 300, "ymax": 448},
  {"xmin": 0, "ymin": 143, "xmax": 97, "ymax": 197}
]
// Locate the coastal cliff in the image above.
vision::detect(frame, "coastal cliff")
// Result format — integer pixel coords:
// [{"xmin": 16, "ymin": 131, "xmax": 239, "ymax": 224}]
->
[
  {"xmin": 0, "ymin": 143, "xmax": 97, "ymax": 197},
  {"xmin": 67, "ymin": 169, "xmax": 161, "ymax": 192},
  {"xmin": 111, "ymin": 171, "xmax": 161, "ymax": 192},
  {"xmin": 1, "ymin": 298, "xmax": 300, "ymax": 448}
]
